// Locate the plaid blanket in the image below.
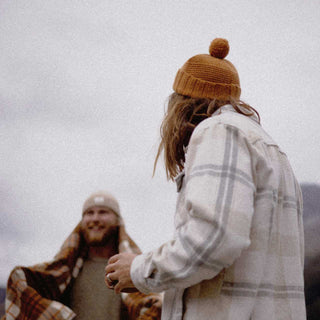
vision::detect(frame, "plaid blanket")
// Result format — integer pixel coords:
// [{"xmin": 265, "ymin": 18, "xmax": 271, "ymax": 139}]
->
[{"xmin": 2, "ymin": 223, "xmax": 161, "ymax": 320}]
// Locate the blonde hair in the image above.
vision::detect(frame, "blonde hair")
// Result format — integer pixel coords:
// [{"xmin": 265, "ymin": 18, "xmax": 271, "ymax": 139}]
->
[{"xmin": 154, "ymin": 92, "xmax": 260, "ymax": 180}]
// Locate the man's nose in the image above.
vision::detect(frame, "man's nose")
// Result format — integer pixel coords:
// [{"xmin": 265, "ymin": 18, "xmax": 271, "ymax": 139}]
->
[{"xmin": 91, "ymin": 212, "xmax": 100, "ymax": 221}]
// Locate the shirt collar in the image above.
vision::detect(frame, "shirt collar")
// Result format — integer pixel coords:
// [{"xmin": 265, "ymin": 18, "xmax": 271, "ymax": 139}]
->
[{"xmin": 213, "ymin": 104, "xmax": 260, "ymax": 124}]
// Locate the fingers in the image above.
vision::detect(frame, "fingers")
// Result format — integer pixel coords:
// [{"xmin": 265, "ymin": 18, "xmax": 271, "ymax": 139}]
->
[
  {"xmin": 105, "ymin": 255, "xmax": 120, "ymax": 290},
  {"xmin": 104, "ymin": 272, "xmax": 112, "ymax": 288},
  {"xmin": 105, "ymin": 264, "xmax": 114, "ymax": 275},
  {"xmin": 106, "ymin": 272, "xmax": 114, "ymax": 283},
  {"xmin": 113, "ymin": 280, "xmax": 129, "ymax": 294},
  {"xmin": 105, "ymin": 258, "xmax": 118, "ymax": 274},
  {"xmin": 108, "ymin": 254, "xmax": 120, "ymax": 264},
  {"xmin": 113, "ymin": 281, "xmax": 121, "ymax": 294},
  {"xmin": 104, "ymin": 253, "xmax": 137, "ymax": 294},
  {"xmin": 105, "ymin": 274, "xmax": 121, "ymax": 294},
  {"xmin": 105, "ymin": 254, "xmax": 120, "ymax": 274},
  {"xmin": 105, "ymin": 272, "xmax": 118, "ymax": 289}
]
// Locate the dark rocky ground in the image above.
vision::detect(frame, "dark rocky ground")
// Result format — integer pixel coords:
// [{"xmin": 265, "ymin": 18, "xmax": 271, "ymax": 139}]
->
[
  {"xmin": 0, "ymin": 183, "xmax": 319, "ymax": 318},
  {"xmin": 0, "ymin": 287, "xmax": 5, "ymax": 317},
  {"xmin": 302, "ymin": 183, "xmax": 320, "ymax": 319}
]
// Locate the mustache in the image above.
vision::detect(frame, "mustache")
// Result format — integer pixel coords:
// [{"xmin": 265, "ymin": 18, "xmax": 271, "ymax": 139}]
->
[{"xmin": 87, "ymin": 222, "xmax": 106, "ymax": 229}]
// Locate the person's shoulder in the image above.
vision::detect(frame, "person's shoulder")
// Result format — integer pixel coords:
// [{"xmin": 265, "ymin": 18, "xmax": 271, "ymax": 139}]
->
[
  {"xmin": 193, "ymin": 110, "xmax": 256, "ymax": 137},
  {"xmin": 195, "ymin": 108, "xmax": 280, "ymax": 149},
  {"xmin": 215, "ymin": 108, "xmax": 260, "ymax": 132}
]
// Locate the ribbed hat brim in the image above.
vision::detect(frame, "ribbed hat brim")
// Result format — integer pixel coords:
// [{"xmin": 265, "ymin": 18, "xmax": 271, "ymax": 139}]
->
[{"xmin": 173, "ymin": 69, "xmax": 241, "ymax": 100}]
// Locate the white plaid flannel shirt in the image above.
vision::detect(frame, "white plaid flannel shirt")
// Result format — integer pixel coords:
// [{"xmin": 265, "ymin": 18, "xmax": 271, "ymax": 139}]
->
[{"xmin": 131, "ymin": 105, "xmax": 306, "ymax": 320}]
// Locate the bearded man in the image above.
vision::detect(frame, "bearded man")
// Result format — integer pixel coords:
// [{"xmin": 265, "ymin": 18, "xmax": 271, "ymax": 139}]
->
[{"xmin": 3, "ymin": 191, "xmax": 161, "ymax": 320}]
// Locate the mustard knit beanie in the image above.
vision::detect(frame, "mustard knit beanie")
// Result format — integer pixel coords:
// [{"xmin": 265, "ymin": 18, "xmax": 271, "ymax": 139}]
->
[
  {"xmin": 173, "ymin": 38, "xmax": 241, "ymax": 100},
  {"xmin": 82, "ymin": 191, "xmax": 120, "ymax": 216}
]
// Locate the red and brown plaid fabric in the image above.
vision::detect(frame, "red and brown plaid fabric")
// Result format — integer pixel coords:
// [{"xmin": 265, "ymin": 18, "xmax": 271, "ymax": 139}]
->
[{"xmin": 2, "ymin": 223, "xmax": 161, "ymax": 320}]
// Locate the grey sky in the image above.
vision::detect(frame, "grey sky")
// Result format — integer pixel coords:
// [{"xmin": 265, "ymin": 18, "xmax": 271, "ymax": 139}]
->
[{"xmin": 0, "ymin": 0, "xmax": 320, "ymax": 285}]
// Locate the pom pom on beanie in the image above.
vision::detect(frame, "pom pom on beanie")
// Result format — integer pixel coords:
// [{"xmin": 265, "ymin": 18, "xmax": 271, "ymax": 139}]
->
[{"xmin": 209, "ymin": 38, "xmax": 229, "ymax": 59}]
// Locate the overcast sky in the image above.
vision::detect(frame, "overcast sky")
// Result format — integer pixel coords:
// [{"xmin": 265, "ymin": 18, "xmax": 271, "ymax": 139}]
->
[{"xmin": 0, "ymin": 0, "xmax": 320, "ymax": 286}]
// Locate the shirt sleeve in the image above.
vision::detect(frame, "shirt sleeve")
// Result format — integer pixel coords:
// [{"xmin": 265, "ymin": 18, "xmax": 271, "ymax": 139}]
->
[{"xmin": 131, "ymin": 120, "xmax": 256, "ymax": 294}]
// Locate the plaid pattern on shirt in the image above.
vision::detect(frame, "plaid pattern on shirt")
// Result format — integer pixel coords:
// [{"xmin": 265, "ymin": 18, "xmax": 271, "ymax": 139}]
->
[
  {"xmin": 3, "ymin": 223, "xmax": 161, "ymax": 320},
  {"xmin": 131, "ymin": 105, "xmax": 306, "ymax": 320}
]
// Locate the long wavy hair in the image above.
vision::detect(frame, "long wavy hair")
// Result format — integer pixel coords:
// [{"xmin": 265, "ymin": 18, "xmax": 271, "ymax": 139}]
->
[{"xmin": 154, "ymin": 92, "xmax": 260, "ymax": 180}]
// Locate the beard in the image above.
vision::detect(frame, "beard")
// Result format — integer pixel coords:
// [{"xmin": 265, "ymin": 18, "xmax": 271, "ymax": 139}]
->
[{"xmin": 81, "ymin": 224, "xmax": 119, "ymax": 247}]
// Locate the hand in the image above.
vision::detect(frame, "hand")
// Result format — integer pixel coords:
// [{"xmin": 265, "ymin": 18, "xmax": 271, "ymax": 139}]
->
[{"xmin": 105, "ymin": 253, "xmax": 138, "ymax": 294}]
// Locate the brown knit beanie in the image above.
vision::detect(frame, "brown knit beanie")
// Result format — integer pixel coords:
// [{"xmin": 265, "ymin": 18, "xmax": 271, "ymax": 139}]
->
[
  {"xmin": 173, "ymin": 38, "xmax": 241, "ymax": 100},
  {"xmin": 82, "ymin": 191, "xmax": 120, "ymax": 217}
]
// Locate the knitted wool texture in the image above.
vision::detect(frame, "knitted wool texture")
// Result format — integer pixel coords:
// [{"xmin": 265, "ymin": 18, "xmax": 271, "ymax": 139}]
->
[
  {"xmin": 82, "ymin": 191, "xmax": 120, "ymax": 216},
  {"xmin": 173, "ymin": 38, "xmax": 241, "ymax": 100}
]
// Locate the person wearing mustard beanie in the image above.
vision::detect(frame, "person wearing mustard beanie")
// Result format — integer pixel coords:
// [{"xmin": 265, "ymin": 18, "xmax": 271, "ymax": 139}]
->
[{"xmin": 106, "ymin": 38, "xmax": 306, "ymax": 320}]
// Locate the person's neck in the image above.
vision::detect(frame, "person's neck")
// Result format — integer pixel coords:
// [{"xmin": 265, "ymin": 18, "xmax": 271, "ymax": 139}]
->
[{"xmin": 88, "ymin": 237, "xmax": 118, "ymax": 259}]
